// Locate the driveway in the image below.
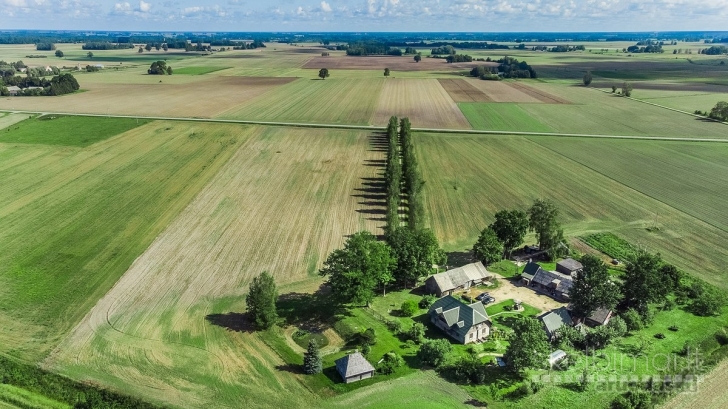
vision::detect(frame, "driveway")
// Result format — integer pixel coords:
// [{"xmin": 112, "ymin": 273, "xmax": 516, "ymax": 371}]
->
[{"xmin": 466, "ymin": 274, "xmax": 565, "ymax": 313}]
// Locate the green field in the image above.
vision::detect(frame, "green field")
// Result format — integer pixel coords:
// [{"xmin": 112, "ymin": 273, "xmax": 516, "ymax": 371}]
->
[
  {"xmin": 415, "ymin": 133, "xmax": 728, "ymax": 288},
  {"xmin": 173, "ymin": 66, "xmax": 231, "ymax": 75},
  {"xmin": 0, "ymin": 120, "xmax": 247, "ymax": 360},
  {"xmin": 0, "ymin": 384, "xmax": 70, "ymax": 409},
  {"xmin": 0, "ymin": 115, "xmax": 149, "ymax": 146},
  {"xmin": 459, "ymin": 103, "xmax": 554, "ymax": 132}
]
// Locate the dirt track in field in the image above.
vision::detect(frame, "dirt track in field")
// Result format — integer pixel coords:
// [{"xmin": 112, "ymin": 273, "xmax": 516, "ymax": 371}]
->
[
  {"xmin": 0, "ymin": 76, "xmax": 296, "ymax": 118},
  {"xmin": 47, "ymin": 126, "xmax": 383, "ymax": 408},
  {"xmin": 372, "ymin": 79, "xmax": 472, "ymax": 129},
  {"xmin": 304, "ymin": 55, "xmax": 483, "ymax": 71},
  {"xmin": 438, "ymin": 79, "xmax": 493, "ymax": 102}
]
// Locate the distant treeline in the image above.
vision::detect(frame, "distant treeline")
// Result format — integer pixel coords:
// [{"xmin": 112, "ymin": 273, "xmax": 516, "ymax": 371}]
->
[
  {"xmin": 469, "ymin": 56, "xmax": 537, "ymax": 79},
  {"xmin": 700, "ymin": 45, "xmax": 728, "ymax": 55},
  {"xmin": 35, "ymin": 42, "xmax": 56, "ymax": 51},
  {"xmin": 82, "ymin": 42, "xmax": 135, "ymax": 50},
  {"xmin": 0, "ymin": 355, "xmax": 163, "ymax": 409},
  {"xmin": 0, "ymin": 73, "xmax": 79, "ymax": 96}
]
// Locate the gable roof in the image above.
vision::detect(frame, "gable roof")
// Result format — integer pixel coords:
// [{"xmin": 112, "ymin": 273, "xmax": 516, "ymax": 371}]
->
[
  {"xmin": 531, "ymin": 269, "xmax": 574, "ymax": 295},
  {"xmin": 335, "ymin": 352, "xmax": 375, "ymax": 378},
  {"xmin": 427, "ymin": 262, "xmax": 491, "ymax": 293},
  {"xmin": 588, "ymin": 307, "xmax": 612, "ymax": 325},
  {"xmin": 521, "ymin": 261, "xmax": 544, "ymax": 281},
  {"xmin": 540, "ymin": 307, "xmax": 573, "ymax": 335},
  {"xmin": 429, "ymin": 295, "xmax": 490, "ymax": 338},
  {"xmin": 557, "ymin": 258, "xmax": 583, "ymax": 273}
]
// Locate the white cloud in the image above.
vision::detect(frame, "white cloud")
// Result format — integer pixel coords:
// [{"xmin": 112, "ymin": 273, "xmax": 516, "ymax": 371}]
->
[
  {"xmin": 139, "ymin": 0, "xmax": 151, "ymax": 12},
  {"xmin": 320, "ymin": 1, "xmax": 331, "ymax": 12}
]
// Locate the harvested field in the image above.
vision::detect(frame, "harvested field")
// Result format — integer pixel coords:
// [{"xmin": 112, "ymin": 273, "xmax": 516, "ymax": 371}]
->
[
  {"xmin": 220, "ymin": 78, "xmax": 384, "ymax": 125},
  {"xmin": 415, "ymin": 134, "xmax": 728, "ymax": 288},
  {"xmin": 0, "ymin": 122, "xmax": 247, "ymax": 361},
  {"xmin": 662, "ymin": 359, "xmax": 728, "ymax": 409},
  {"xmin": 508, "ymin": 81, "xmax": 569, "ymax": 104},
  {"xmin": 438, "ymin": 79, "xmax": 492, "ymax": 102},
  {"xmin": 0, "ymin": 113, "xmax": 31, "ymax": 131},
  {"xmin": 372, "ymin": 79, "xmax": 471, "ymax": 129},
  {"xmin": 467, "ymin": 80, "xmax": 543, "ymax": 103},
  {"xmin": 303, "ymin": 55, "xmax": 484, "ymax": 72},
  {"xmin": 590, "ymin": 81, "xmax": 728, "ymax": 93},
  {"xmin": 48, "ymin": 127, "xmax": 383, "ymax": 408},
  {"xmin": 0, "ymin": 76, "xmax": 296, "ymax": 118}
]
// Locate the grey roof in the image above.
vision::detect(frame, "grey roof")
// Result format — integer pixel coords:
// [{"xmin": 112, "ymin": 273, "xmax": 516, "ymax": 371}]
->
[
  {"xmin": 588, "ymin": 307, "xmax": 612, "ymax": 325},
  {"xmin": 541, "ymin": 307, "xmax": 573, "ymax": 335},
  {"xmin": 427, "ymin": 262, "xmax": 491, "ymax": 293},
  {"xmin": 557, "ymin": 258, "xmax": 583, "ymax": 273},
  {"xmin": 335, "ymin": 352, "xmax": 375, "ymax": 378},
  {"xmin": 521, "ymin": 261, "xmax": 544, "ymax": 281},
  {"xmin": 7, "ymin": 86, "xmax": 21, "ymax": 92},
  {"xmin": 531, "ymin": 269, "xmax": 574, "ymax": 295},
  {"xmin": 549, "ymin": 350, "xmax": 567, "ymax": 365},
  {"xmin": 429, "ymin": 295, "xmax": 490, "ymax": 339}
]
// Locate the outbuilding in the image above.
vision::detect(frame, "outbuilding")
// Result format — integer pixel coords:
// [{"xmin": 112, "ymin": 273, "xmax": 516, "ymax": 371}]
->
[
  {"xmin": 335, "ymin": 352, "xmax": 375, "ymax": 383},
  {"xmin": 556, "ymin": 258, "xmax": 583, "ymax": 276},
  {"xmin": 425, "ymin": 262, "xmax": 492, "ymax": 297}
]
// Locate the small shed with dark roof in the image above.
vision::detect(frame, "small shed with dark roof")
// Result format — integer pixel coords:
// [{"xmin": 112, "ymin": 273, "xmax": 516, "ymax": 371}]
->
[
  {"xmin": 556, "ymin": 258, "xmax": 583, "ymax": 276},
  {"xmin": 586, "ymin": 307, "xmax": 613, "ymax": 327},
  {"xmin": 425, "ymin": 262, "xmax": 492, "ymax": 297},
  {"xmin": 520, "ymin": 261, "xmax": 544, "ymax": 285},
  {"xmin": 335, "ymin": 352, "xmax": 375, "ymax": 383},
  {"xmin": 428, "ymin": 295, "xmax": 491, "ymax": 344},
  {"xmin": 540, "ymin": 307, "xmax": 574, "ymax": 341}
]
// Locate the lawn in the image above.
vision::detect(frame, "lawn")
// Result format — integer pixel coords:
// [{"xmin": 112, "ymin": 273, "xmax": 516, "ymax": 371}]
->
[
  {"xmin": 415, "ymin": 133, "xmax": 728, "ymax": 288},
  {"xmin": 173, "ymin": 66, "xmax": 231, "ymax": 75},
  {"xmin": 0, "ymin": 115, "xmax": 149, "ymax": 147},
  {"xmin": 459, "ymin": 103, "xmax": 554, "ymax": 132},
  {"xmin": 0, "ymin": 121, "xmax": 247, "ymax": 361}
]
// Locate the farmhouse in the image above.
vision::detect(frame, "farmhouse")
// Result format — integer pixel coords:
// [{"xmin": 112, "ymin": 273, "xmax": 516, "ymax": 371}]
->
[
  {"xmin": 335, "ymin": 352, "xmax": 375, "ymax": 383},
  {"xmin": 428, "ymin": 295, "xmax": 491, "ymax": 344},
  {"xmin": 522, "ymin": 262, "xmax": 574, "ymax": 300},
  {"xmin": 539, "ymin": 307, "xmax": 574, "ymax": 341},
  {"xmin": 425, "ymin": 262, "xmax": 492, "ymax": 297},
  {"xmin": 556, "ymin": 258, "xmax": 583, "ymax": 276}
]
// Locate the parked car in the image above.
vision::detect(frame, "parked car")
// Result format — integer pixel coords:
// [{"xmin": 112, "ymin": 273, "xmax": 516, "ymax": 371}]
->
[
  {"xmin": 482, "ymin": 296, "xmax": 495, "ymax": 305},
  {"xmin": 475, "ymin": 292, "xmax": 490, "ymax": 301}
]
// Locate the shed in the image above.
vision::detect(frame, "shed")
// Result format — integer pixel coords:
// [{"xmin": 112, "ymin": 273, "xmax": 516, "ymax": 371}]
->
[
  {"xmin": 425, "ymin": 262, "xmax": 492, "ymax": 297},
  {"xmin": 556, "ymin": 258, "xmax": 583, "ymax": 276},
  {"xmin": 540, "ymin": 307, "xmax": 574, "ymax": 341},
  {"xmin": 335, "ymin": 352, "xmax": 375, "ymax": 383},
  {"xmin": 548, "ymin": 350, "xmax": 567, "ymax": 367},
  {"xmin": 585, "ymin": 307, "xmax": 613, "ymax": 327},
  {"xmin": 6, "ymin": 86, "xmax": 21, "ymax": 96},
  {"xmin": 520, "ymin": 261, "xmax": 543, "ymax": 285}
]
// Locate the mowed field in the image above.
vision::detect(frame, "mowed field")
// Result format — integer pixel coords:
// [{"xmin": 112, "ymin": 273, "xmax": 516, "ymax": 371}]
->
[
  {"xmin": 0, "ymin": 121, "xmax": 247, "ymax": 361},
  {"xmin": 414, "ymin": 134, "xmax": 728, "ymax": 288},
  {"xmin": 372, "ymin": 79, "xmax": 472, "ymax": 129},
  {"xmin": 46, "ymin": 127, "xmax": 384, "ymax": 408}
]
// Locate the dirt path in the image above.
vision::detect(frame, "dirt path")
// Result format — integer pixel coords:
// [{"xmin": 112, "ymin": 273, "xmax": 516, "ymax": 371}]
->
[{"xmin": 486, "ymin": 274, "xmax": 565, "ymax": 312}]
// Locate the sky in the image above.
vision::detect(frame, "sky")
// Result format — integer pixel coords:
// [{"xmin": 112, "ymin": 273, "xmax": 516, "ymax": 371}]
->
[{"xmin": 2, "ymin": 0, "xmax": 728, "ymax": 32}]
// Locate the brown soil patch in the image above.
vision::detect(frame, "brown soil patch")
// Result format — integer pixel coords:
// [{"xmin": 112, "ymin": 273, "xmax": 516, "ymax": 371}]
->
[
  {"xmin": 303, "ymin": 55, "xmax": 483, "ymax": 72},
  {"xmin": 438, "ymin": 79, "xmax": 493, "ymax": 102},
  {"xmin": 508, "ymin": 82, "xmax": 569, "ymax": 104},
  {"xmin": 0, "ymin": 76, "xmax": 296, "ymax": 118},
  {"xmin": 589, "ymin": 81, "xmax": 728, "ymax": 93},
  {"xmin": 467, "ymin": 80, "xmax": 541, "ymax": 103}
]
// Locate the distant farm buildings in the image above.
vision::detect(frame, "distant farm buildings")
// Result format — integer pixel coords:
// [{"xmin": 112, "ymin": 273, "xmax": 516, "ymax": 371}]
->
[{"xmin": 425, "ymin": 262, "xmax": 492, "ymax": 297}]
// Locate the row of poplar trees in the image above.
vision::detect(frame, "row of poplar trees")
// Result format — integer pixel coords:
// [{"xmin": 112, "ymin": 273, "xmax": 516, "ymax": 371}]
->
[{"xmin": 384, "ymin": 116, "xmax": 425, "ymax": 234}]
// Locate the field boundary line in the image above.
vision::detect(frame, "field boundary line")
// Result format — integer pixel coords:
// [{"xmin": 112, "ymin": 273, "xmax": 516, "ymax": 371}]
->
[
  {"xmin": 1, "ymin": 109, "xmax": 727, "ymax": 143},
  {"xmin": 590, "ymin": 87, "xmax": 728, "ymax": 126}
]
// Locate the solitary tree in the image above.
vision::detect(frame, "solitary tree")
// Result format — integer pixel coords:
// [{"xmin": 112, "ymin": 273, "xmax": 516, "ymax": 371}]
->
[
  {"xmin": 622, "ymin": 82, "xmax": 633, "ymax": 97},
  {"xmin": 472, "ymin": 227, "xmax": 503, "ymax": 266},
  {"xmin": 145, "ymin": 44, "xmax": 153, "ymax": 52},
  {"xmin": 138, "ymin": 47, "xmax": 144, "ymax": 53},
  {"xmin": 384, "ymin": 68, "xmax": 390, "ymax": 77},
  {"xmin": 414, "ymin": 54, "xmax": 421, "ymax": 63},
  {"xmin": 569, "ymin": 255, "xmax": 620, "ymax": 319},
  {"xmin": 318, "ymin": 68, "xmax": 330, "ymax": 80},
  {"xmin": 303, "ymin": 339, "xmax": 323, "ymax": 374},
  {"xmin": 528, "ymin": 199, "xmax": 565, "ymax": 258},
  {"xmin": 246, "ymin": 271, "xmax": 278, "ymax": 330},
  {"xmin": 583, "ymin": 71, "xmax": 593, "ymax": 86},
  {"xmin": 504, "ymin": 317, "xmax": 550, "ymax": 373},
  {"xmin": 55, "ymin": 50, "xmax": 64, "ymax": 58},
  {"xmin": 162, "ymin": 43, "xmax": 169, "ymax": 51},
  {"xmin": 489, "ymin": 209, "xmax": 529, "ymax": 258},
  {"xmin": 709, "ymin": 101, "xmax": 728, "ymax": 121},
  {"xmin": 87, "ymin": 52, "xmax": 93, "ymax": 58}
]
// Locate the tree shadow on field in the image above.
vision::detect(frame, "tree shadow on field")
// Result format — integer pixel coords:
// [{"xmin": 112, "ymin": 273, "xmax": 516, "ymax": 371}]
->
[
  {"xmin": 368, "ymin": 131, "xmax": 389, "ymax": 153},
  {"xmin": 354, "ymin": 132, "xmax": 389, "ymax": 227},
  {"xmin": 205, "ymin": 312, "xmax": 255, "ymax": 333}
]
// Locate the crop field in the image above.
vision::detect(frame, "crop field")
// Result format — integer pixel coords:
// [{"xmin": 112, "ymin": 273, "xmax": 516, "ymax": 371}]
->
[
  {"xmin": 372, "ymin": 79, "xmax": 471, "ymax": 129},
  {"xmin": 459, "ymin": 103, "xmax": 554, "ymax": 132},
  {"xmin": 173, "ymin": 66, "xmax": 232, "ymax": 75},
  {"xmin": 466, "ymin": 79, "xmax": 546, "ymax": 103},
  {"xmin": 662, "ymin": 359, "xmax": 728, "ymax": 409},
  {"xmin": 303, "ymin": 55, "xmax": 481, "ymax": 72},
  {"xmin": 0, "ymin": 115, "xmax": 148, "ymax": 146},
  {"xmin": 0, "ymin": 76, "xmax": 296, "ymax": 118},
  {"xmin": 47, "ymin": 127, "xmax": 383, "ymax": 408},
  {"xmin": 438, "ymin": 79, "xmax": 492, "ymax": 102},
  {"xmin": 0, "ymin": 121, "xmax": 247, "ymax": 361},
  {"xmin": 220, "ymin": 77, "xmax": 384, "ymax": 125},
  {"xmin": 415, "ymin": 133, "xmax": 728, "ymax": 288},
  {"xmin": 627, "ymin": 89, "xmax": 728, "ymax": 113}
]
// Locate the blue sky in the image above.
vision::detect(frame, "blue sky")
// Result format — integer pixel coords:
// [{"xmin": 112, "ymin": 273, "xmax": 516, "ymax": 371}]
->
[{"xmin": 3, "ymin": 0, "xmax": 728, "ymax": 32}]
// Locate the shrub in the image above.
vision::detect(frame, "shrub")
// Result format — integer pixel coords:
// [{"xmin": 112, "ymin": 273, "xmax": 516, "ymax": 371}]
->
[
  {"xmin": 419, "ymin": 295, "xmax": 436, "ymax": 309},
  {"xmin": 654, "ymin": 333, "xmax": 666, "ymax": 339},
  {"xmin": 386, "ymin": 319, "xmax": 403, "ymax": 334},
  {"xmin": 417, "ymin": 338, "xmax": 452, "ymax": 367},
  {"xmin": 361, "ymin": 328, "xmax": 377, "ymax": 345},
  {"xmin": 668, "ymin": 325, "xmax": 679, "ymax": 332},
  {"xmin": 607, "ymin": 316, "xmax": 628, "ymax": 338},
  {"xmin": 408, "ymin": 322, "xmax": 425, "ymax": 343},
  {"xmin": 377, "ymin": 352, "xmax": 403, "ymax": 375},
  {"xmin": 400, "ymin": 300, "xmax": 418, "ymax": 317},
  {"xmin": 622, "ymin": 309, "xmax": 643, "ymax": 332}
]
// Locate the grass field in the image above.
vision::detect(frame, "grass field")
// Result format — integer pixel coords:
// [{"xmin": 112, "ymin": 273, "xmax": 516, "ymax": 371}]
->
[
  {"xmin": 0, "ymin": 113, "xmax": 32, "ymax": 131},
  {"xmin": 459, "ymin": 103, "xmax": 554, "ymax": 132},
  {"xmin": 0, "ymin": 115, "xmax": 149, "ymax": 146},
  {"xmin": 0, "ymin": 120, "xmax": 247, "ymax": 361},
  {"xmin": 47, "ymin": 127, "xmax": 383, "ymax": 408},
  {"xmin": 415, "ymin": 134, "xmax": 728, "ymax": 288},
  {"xmin": 0, "ymin": 384, "xmax": 70, "ymax": 409},
  {"xmin": 630, "ymin": 89, "xmax": 728, "ymax": 113},
  {"xmin": 220, "ymin": 77, "xmax": 384, "ymax": 125},
  {"xmin": 173, "ymin": 66, "xmax": 231, "ymax": 75}
]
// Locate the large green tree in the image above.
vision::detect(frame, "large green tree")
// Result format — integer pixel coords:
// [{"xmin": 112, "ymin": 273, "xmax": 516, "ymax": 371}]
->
[
  {"xmin": 489, "ymin": 209, "xmax": 529, "ymax": 257},
  {"xmin": 472, "ymin": 227, "xmax": 503, "ymax": 266},
  {"xmin": 417, "ymin": 338, "xmax": 452, "ymax": 367},
  {"xmin": 528, "ymin": 199, "xmax": 565, "ymax": 258},
  {"xmin": 709, "ymin": 101, "xmax": 728, "ymax": 121},
  {"xmin": 569, "ymin": 255, "xmax": 621, "ymax": 319},
  {"xmin": 583, "ymin": 71, "xmax": 593, "ymax": 86},
  {"xmin": 318, "ymin": 68, "xmax": 330, "ymax": 79},
  {"xmin": 303, "ymin": 339, "xmax": 322, "ymax": 374},
  {"xmin": 319, "ymin": 231, "xmax": 396, "ymax": 305},
  {"xmin": 504, "ymin": 316, "xmax": 550, "ymax": 373},
  {"xmin": 246, "ymin": 271, "xmax": 278, "ymax": 330},
  {"xmin": 388, "ymin": 228, "xmax": 445, "ymax": 288},
  {"xmin": 622, "ymin": 251, "xmax": 668, "ymax": 311}
]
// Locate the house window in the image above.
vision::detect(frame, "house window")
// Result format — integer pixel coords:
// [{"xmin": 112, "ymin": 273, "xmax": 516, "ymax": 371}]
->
[{"xmin": 470, "ymin": 333, "xmax": 474, "ymax": 339}]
